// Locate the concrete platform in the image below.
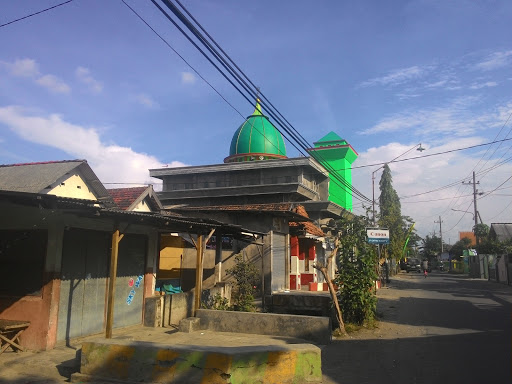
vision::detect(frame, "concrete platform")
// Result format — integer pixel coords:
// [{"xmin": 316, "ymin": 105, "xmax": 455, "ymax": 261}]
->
[
  {"xmin": 0, "ymin": 325, "xmax": 323, "ymax": 383},
  {"xmin": 73, "ymin": 338, "xmax": 321, "ymax": 383}
]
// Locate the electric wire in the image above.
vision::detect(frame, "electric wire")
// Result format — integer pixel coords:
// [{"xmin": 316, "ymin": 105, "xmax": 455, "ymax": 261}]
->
[
  {"xmin": 120, "ymin": 0, "xmax": 244, "ymax": 119},
  {"xmin": 0, "ymin": 0, "xmax": 74, "ymax": 29},
  {"xmin": 122, "ymin": 1, "xmax": 368, "ymax": 206},
  {"xmin": 158, "ymin": 0, "xmax": 369, "ymax": 202},
  {"xmin": 473, "ymin": 110, "xmax": 512, "ymax": 179},
  {"xmin": 446, "ymin": 200, "xmax": 474, "ymax": 232},
  {"xmin": 151, "ymin": 0, "xmax": 372, "ymax": 204},
  {"xmin": 172, "ymin": 0, "xmax": 313, "ymax": 152},
  {"xmin": 343, "ymin": 136, "xmax": 512, "ymax": 171}
]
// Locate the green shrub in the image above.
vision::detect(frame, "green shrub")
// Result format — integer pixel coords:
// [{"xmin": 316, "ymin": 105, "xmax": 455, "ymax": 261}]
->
[
  {"xmin": 227, "ymin": 253, "xmax": 259, "ymax": 312},
  {"xmin": 335, "ymin": 214, "xmax": 378, "ymax": 325}
]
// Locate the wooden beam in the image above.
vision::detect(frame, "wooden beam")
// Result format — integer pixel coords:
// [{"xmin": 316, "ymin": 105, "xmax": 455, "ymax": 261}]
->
[
  {"xmin": 193, "ymin": 234, "xmax": 203, "ymax": 315},
  {"xmin": 106, "ymin": 230, "xmax": 124, "ymax": 339}
]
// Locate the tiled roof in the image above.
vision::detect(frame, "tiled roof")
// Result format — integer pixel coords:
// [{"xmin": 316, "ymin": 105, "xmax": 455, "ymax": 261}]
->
[
  {"xmin": 173, "ymin": 203, "xmax": 295, "ymax": 212},
  {"xmin": 108, "ymin": 186, "xmax": 149, "ymax": 210},
  {"xmin": 290, "ymin": 205, "xmax": 325, "ymax": 237},
  {"xmin": 170, "ymin": 203, "xmax": 311, "ymax": 221}
]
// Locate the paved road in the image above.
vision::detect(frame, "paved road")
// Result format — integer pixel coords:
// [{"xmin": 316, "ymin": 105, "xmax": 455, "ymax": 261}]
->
[{"xmin": 322, "ymin": 272, "xmax": 512, "ymax": 384}]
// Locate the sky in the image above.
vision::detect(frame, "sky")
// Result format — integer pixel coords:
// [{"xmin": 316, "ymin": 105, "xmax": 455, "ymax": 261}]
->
[{"xmin": 0, "ymin": 0, "xmax": 511, "ymax": 244}]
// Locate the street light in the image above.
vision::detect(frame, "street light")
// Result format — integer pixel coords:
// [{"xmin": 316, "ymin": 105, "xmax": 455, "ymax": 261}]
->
[
  {"xmin": 451, "ymin": 208, "xmax": 475, "ymax": 220},
  {"xmin": 372, "ymin": 143, "xmax": 425, "ymax": 225}
]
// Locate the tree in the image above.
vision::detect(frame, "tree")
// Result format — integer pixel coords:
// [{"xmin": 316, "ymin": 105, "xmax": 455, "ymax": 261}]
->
[
  {"xmin": 473, "ymin": 223, "xmax": 490, "ymax": 239},
  {"xmin": 449, "ymin": 237, "xmax": 472, "ymax": 259},
  {"xmin": 378, "ymin": 164, "xmax": 405, "ymax": 261},
  {"xmin": 314, "ymin": 239, "xmax": 347, "ymax": 336},
  {"xmin": 421, "ymin": 235, "xmax": 442, "ymax": 259},
  {"xmin": 335, "ymin": 213, "xmax": 378, "ymax": 325}
]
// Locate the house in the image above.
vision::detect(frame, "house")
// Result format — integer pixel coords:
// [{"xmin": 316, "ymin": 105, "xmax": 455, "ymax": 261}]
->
[
  {"xmin": 0, "ymin": 160, "xmax": 258, "ymax": 350},
  {"xmin": 459, "ymin": 231, "xmax": 476, "ymax": 246},
  {"xmin": 489, "ymin": 223, "xmax": 512, "ymax": 242},
  {"xmin": 108, "ymin": 185, "xmax": 163, "ymax": 212}
]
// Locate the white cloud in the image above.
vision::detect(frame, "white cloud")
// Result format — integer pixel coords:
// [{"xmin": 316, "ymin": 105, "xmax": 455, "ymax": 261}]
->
[
  {"xmin": 425, "ymin": 79, "xmax": 448, "ymax": 88},
  {"xmin": 474, "ymin": 50, "xmax": 512, "ymax": 71},
  {"xmin": 181, "ymin": 71, "xmax": 196, "ymax": 85},
  {"xmin": 469, "ymin": 81, "xmax": 498, "ymax": 90},
  {"xmin": 1, "ymin": 58, "xmax": 39, "ymax": 77},
  {"xmin": 0, "ymin": 106, "xmax": 186, "ymax": 186},
  {"xmin": 360, "ymin": 97, "xmax": 507, "ymax": 137},
  {"xmin": 1, "ymin": 58, "xmax": 71, "ymax": 94},
  {"xmin": 135, "ymin": 94, "xmax": 159, "ymax": 109},
  {"xmin": 75, "ymin": 66, "xmax": 103, "ymax": 93},
  {"xmin": 35, "ymin": 74, "xmax": 71, "ymax": 94},
  {"xmin": 358, "ymin": 66, "xmax": 429, "ymax": 88}
]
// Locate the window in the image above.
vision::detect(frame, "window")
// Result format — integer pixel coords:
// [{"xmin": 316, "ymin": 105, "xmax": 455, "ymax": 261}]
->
[{"xmin": 0, "ymin": 230, "xmax": 47, "ymax": 297}]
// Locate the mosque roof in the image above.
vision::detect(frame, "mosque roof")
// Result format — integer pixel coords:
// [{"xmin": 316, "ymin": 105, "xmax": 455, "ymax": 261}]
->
[{"xmin": 224, "ymin": 100, "xmax": 287, "ymax": 163}]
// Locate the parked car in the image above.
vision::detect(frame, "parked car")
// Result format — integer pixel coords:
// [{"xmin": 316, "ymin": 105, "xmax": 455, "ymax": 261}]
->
[{"xmin": 406, "ymin": 258, "xmax": 422, "ymax": 273}]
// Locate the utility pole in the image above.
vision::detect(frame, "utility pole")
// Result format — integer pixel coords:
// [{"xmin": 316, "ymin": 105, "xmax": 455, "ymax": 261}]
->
[
  {"xmin": 462, "ymin": 171, "xmax": 480, "ymax": 245},
  {"xmin": 434, "ymin": 216, "xmax": 443, "ymax": 253}
]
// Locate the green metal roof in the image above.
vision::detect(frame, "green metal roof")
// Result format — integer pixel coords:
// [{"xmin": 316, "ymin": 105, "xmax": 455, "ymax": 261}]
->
[
  {"xmin": 225, "ymin": 100, "xmax": 287, "ymax": 162},
  {"xmin": 314, "ymin": 131, "xmax": 347, "ymax": 147}
]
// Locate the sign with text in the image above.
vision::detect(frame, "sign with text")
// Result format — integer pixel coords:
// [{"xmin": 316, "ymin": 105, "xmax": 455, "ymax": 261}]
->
[{"xmin": 367, "ymin": 228, "xmax": 390, "ymax": 244}]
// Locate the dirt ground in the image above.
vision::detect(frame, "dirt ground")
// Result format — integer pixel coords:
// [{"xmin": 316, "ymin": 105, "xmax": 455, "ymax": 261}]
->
[{"xmin": 336, "ymin": 274, "xmax": 426, "ymax": 340}]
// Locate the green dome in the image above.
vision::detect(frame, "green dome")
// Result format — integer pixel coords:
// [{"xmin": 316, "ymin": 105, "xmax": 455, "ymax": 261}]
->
[{"xmin": 224, "ymin": 100, "xmax": 287, "ymax": 163}]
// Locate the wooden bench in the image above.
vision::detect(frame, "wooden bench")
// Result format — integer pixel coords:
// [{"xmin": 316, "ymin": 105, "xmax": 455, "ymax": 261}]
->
[{"xmin": 0, "ymin": 319, "xmax": 30, "ymax": 355}]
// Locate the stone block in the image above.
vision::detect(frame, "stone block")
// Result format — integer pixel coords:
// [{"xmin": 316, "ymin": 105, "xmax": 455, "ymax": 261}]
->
[{"xmin": 179, "ymin": 317, "xmax": 201, "ymax": 333}]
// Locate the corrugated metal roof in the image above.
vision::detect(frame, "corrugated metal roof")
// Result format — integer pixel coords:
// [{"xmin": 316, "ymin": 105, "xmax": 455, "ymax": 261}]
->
[
  {"xmin": 490, "ymin": 223, "xmax": 512, "ymax": 242},
  {"xmin": 0, "ymin": 190, "xmax": 263, "ymax": 237},
  {"xmin": 0, "ymin": 160, "xmax": 84, "ymax": 193},
  {"xmin": 0, "ymin": 160, "xmax": 115, "ymax": 207}
]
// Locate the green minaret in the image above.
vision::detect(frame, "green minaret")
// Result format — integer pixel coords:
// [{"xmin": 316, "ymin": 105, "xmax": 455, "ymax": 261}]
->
[{"xmin": 308, "ymin": 132, "xmax": 358, "ymax": 211}]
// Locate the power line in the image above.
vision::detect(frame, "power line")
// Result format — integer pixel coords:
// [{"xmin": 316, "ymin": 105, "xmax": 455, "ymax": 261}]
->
[
  {"xmin": 120, "ymin": 0, "xmax": 244, "ymax": 119},
  {"xmin": 400, "ymin": 154, "xmax": 512, "ymax": 200},
  {"xmin": 474, "ymin": 110, "xmax": 512, "ymax": 179},
  {"xmin": 446, "ymin": 201, "xmax": 474, "ymax": 232},
  {"xmin": 343, "ymin": 136, "xmax": 512, "ymax": 171},
  {"xmin": 149, "ymin": 0, "xmax": 372, "ymax": 204},
  {"xmin": 0, "ymin": 0, "xmax": 74, "ymax": 29}
]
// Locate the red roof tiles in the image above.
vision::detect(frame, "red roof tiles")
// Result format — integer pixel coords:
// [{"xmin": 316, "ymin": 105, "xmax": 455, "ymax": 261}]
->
[
  {"xmin": 108, "ymin": 186, "xmax": 149, "ymax": 210},
  {"xmin": 290, "ymin": 205, "xmax": 325, "ymax": 237}
]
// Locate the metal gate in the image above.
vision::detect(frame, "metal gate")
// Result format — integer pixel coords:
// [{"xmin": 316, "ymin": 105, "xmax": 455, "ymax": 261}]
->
[
  {"xmin": 271, "ymin": 232, "xmax": 286, "ymax": 292},
  {"xmin": 57, "ymin": 229, "xmax": 109, "ymax": 341}
]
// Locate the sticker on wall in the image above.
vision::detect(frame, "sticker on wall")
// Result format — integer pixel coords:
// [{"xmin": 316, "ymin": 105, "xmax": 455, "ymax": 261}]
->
[
  {"xmin": 126, "ymin": 275, "xmax": 144, "ymax": 305},
  {"xmin": 126, "ymin": 289, "xmax": 136, "ymax": 305}
]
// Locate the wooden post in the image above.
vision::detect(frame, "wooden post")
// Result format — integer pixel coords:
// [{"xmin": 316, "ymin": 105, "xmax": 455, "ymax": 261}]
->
[
  {"xmin": 106, "ymin": 229, "xmax": 124, "ymax": 339},
  {"xmin": 193, "ymin": 235, "xmax": 203, "ymax": 315}
]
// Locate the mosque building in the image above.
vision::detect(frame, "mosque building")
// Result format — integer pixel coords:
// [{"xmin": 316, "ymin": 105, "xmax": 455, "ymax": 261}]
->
[{"xmin": 150, "ymin": 100, "xmax": 358, "ymax": 298}]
